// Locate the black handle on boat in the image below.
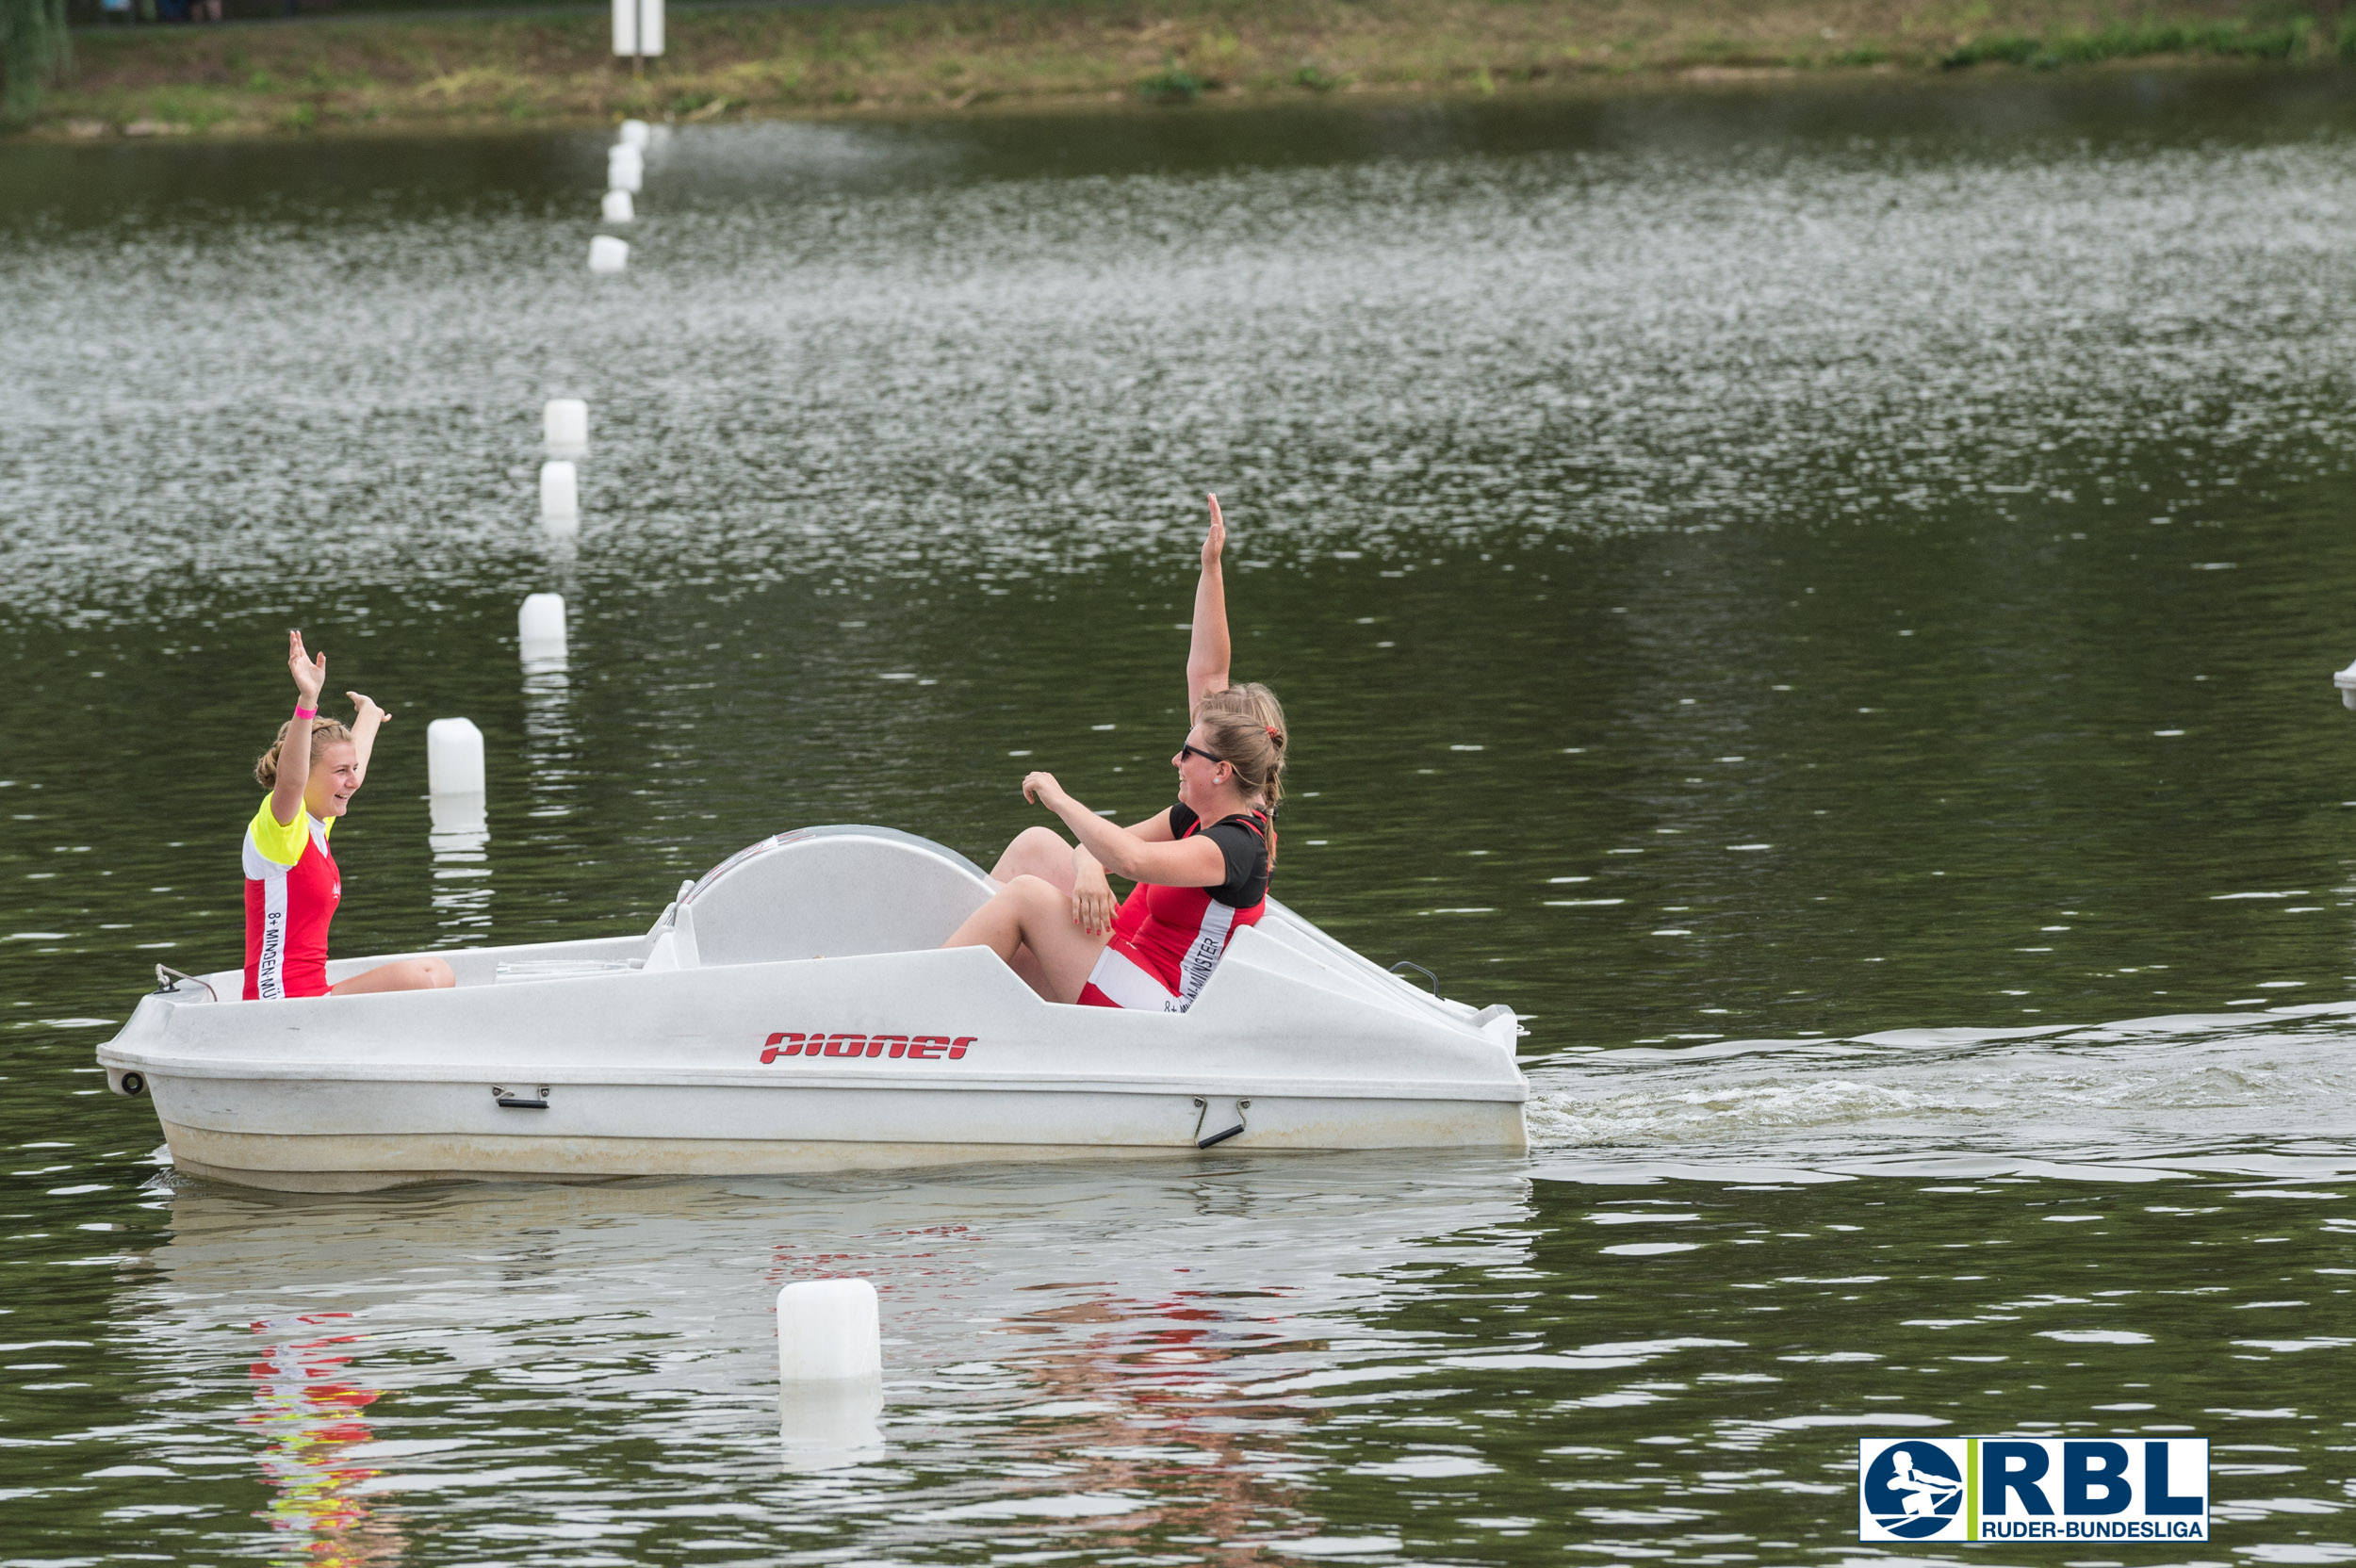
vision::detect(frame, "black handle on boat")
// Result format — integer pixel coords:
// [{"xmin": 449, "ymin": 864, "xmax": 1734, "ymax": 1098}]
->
[
  {"xmin": 1388, "ymin": 960, "xmax": 1443, "ymax": 997},
  {"xmin": 492, "ymin": 1086, "xmax": 550, "ymax": 1110},
  {"xmin": 1193, "ymin": 1096, "xmax": 1251, "ymax": 1149}
]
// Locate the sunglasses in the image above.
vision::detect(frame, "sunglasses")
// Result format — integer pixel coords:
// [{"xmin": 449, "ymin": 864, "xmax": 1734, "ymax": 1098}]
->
[{"xmin": 1177, "ymin": 743, "xmax": 1224, "ymax": 767}]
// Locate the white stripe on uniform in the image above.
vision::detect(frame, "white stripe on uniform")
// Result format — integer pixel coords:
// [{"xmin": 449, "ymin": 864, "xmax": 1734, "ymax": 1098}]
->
[
  {"xmin": 243, "ymin": 832, "xmax": 291, "ymax": 1001},
  {"xmin": 1085, "ymin": 946, "xmax": 1186, "ymax": 1013},
  {"xmin": 1172, "ymin": 900, "xmax": 1238, "ymax": 1007}
]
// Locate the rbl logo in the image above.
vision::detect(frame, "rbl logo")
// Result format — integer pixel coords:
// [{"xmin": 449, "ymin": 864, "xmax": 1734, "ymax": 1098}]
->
[
  {"xmin": 1858, "ymin": 1437, "xmax": 2208, "ymax": 1542},
  {"xmin": 761, "ymin": 1032, "xmax": 974, "ymax": 1064}
]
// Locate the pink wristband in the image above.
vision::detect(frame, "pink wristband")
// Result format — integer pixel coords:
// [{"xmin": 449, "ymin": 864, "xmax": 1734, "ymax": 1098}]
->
[{"xmin": 293, "ymin": 706, "xmax": 317, "ymax": 720}]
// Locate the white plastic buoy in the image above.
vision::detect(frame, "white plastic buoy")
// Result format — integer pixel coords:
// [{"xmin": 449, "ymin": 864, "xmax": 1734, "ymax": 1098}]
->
[
  {"xmin": 540, "ymin": 460, "xmax": 580, "ymax": 524},
  {"xmin": 618, "ymin": 118, "xmax": 650, "ymax": 148},
  {"xmin": 588, "ymin": 236, "xmax": 630, "ymax": 273},
  {"xmin": 518, "ymin": 593, "xmax": 568, "ymax": 671},
  {"xmin": 426, "ymin": 717, "xmax": 486, "ymax": 797},
  {"xmin": 607, "ymin": 145, "xmax": 643, "ymax": 194},
  {"xmin": 777, "ymin": 1279, "xmax": 881, "ymax": 1382},
  {"xmin": 2335, "ymin": 660, "xmax": 2356, "ymax": 710},
  {"xmin": 543, "ymin": 398, "xmax": 588, "ymax": 457},
  {"xmin": 601, "ymin": 188, "xmax": 634, "ymax": 223}
]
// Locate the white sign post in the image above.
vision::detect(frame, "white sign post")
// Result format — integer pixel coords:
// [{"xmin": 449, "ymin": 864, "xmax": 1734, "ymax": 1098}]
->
[{"xmin": 613, "ymin": 0, "xmax": 663, "ymax": 75}]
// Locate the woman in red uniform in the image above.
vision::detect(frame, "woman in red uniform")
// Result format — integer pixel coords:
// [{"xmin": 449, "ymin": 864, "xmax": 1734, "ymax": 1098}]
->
[
  {"xmin": 242, "ymin": 630, "xmax": 454, "ymax": 1001},
  {"xmin": 942, "ymin": 497, "xmax": 1287, "ymax": 1010}
]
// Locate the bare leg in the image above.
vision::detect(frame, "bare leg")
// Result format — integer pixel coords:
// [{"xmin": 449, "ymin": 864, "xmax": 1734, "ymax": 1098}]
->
[
  {"xmin": 990, "ymin": 825, "xmax": 1079, "ymax": 892},
  {"xmin": 941, "ymin": 875, "xmax": 1106, "ymax": 1004},
  {"xmin": 331, "ymin": 956, "xmax": 456, "ymax": 995},
  {"xmin": 988, "ymin": 826, "xmax": 1081, "ymax": 990}
]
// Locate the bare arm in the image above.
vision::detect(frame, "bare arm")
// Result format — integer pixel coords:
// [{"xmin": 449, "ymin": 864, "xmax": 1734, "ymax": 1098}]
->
[
  {"xmin": 1185, "ymin": 494, "xmax": 1230, "ymax": 715},
  {"xmin": 1065, "ymin": 808, "xmax": 1183, "ymax": 935},
  {"xmin": 1026, "ymin": 774, "xmax": 1227, "ymax": 887},
  {"xmin": 345, "ymin": 691, "xmax": 391, "ymax": 786},
  {"xmin": 270, "ymin": 631, "xmax": 326, "ymax": 827}
]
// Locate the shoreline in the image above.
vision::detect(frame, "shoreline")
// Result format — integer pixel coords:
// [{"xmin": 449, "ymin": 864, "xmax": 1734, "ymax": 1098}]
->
[{"xmin": 12, "ymin": 0, "xmax": 2352, "ymax": 142}]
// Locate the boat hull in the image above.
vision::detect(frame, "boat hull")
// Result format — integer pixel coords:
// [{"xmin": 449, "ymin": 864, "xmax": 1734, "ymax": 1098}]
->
[{"xmin": 154, "ymin": 1088, "xmax": 1525, "ymax": 1191}]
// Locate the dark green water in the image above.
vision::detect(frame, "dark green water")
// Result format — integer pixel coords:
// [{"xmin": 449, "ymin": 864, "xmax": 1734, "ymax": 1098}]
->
[{"xmin": 3, "ymin": 69, "xmax": 2355, "ymax": 1564}]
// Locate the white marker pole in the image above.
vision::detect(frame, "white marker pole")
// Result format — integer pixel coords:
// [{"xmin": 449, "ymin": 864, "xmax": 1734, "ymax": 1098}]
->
[
  {"xmin": 777, "ymin": 1279, "xmax": 881, "ymax": 1381},
  {"xmin": 518, "ymin": 593, "xmax": 568, "ymax": 672},
  {"xmin": 544, "ymin": 398, "xmax": 588, "ymax": 457},
  {"xmin": 426, "ymin": 717, "xmax": 488, "ymax": 835},
  {"xmin": 777, "ymin": 1278, "xmax": 884, "ymax": 1471},
  {"xmin": 540, "ymin": 459, "xmax": 581, "ymax": 526}
]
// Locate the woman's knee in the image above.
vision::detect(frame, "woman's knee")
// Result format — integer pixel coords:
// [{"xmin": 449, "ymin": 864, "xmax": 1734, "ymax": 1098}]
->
[
  {"xmin": 417, "ymin": 957, "xmax": 455, "ymax": 988},
  {"xmin": 1001, "ymin": 874, "xmax": 1060, "ymax": 910},
  {"xmin": 992, "ymin": 826, "xmax": 1072, "ymax": 883}
]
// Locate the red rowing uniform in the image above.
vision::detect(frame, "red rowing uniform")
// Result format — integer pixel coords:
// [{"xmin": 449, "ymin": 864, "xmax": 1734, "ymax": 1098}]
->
[
  {"xmin": 1079, "ymin": 804, "xmax": 1269, "ymax": 1012},
  {"xmin": 242, "ymin": 794, "xmax": 341, "ymax": 1001}
]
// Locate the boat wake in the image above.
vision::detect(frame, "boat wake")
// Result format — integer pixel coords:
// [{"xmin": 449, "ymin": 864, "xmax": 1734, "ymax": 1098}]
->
[{"xmin": 1523, "ymin": 1001, "xmax": 2356, "ymax": 1182}]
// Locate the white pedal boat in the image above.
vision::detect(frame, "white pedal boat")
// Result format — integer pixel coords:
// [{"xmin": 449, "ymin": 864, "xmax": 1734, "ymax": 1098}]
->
[{"xmin": 96, "ymin": 826, "xmax": 1528, "ymax": 1191}]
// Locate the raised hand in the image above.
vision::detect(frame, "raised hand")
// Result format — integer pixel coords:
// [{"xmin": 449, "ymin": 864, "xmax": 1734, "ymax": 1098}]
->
[
  {"xmin": 287, "ymin": 629, "xmax": 326, "ymax": 705},
  {"xmin": 1021, "ymin": 770, "xmax": 1068, "ymax": 810},
  {"xmin": 1203, "ymin": 493, "xmax": 1225, "ymax": 570},
  {"xmin": 347, "ymin": 691, "xmax": 391, "ymax": 727}
]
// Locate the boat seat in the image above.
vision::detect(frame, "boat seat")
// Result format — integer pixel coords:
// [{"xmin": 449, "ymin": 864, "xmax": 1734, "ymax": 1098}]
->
[{"xmin": 673, "ymin": 826, "xmax": 997, "ymax": 968}]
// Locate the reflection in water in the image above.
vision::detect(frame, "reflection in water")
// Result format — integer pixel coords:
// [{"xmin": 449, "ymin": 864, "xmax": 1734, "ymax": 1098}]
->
[
  {"xmin": 118, "ymin": 1160, "xmax": 1531, "ymax": 1556},
  {"xmin": 246, "ymin": 1314, "xmax": 404, "ymax": 1566},
  {"xmin": 425, "ymin": 812, "xmax": 492, "ymax": 939},
  {"xmin": 777, "ymin": 1376, "xmax": 883, "ymax": 1472},
  {"xmin": 520, "ymin": 665, "xmax": 578, "ymax": 823}
]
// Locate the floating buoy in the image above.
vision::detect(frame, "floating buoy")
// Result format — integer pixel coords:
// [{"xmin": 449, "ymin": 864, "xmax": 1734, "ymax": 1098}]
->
[
  {"xmin": 588, "ymin": 236, "xmax": 630, "ymax": 274},
  {"xmin": 518, "ymin": 593, "xmax": 568, "ymax": 672},
  {"xmin": 618, "ymin": 118, "xmax": 650, "ymax": 149},
  {"xmin": 601, "ymin": 189, "xmax": 634, "ymax": 223},
  {"xmin": 608, "ymin": 145, "xmax": 643, "ymax": 194},
  {"xmin": 543, "ymin": 398, "xmax": 588, "ymax": 457},
  {"xmin": 426, "ymin": 717, "xmax": 486, "ymax": 797},
  {"xmin": 540, "ymin": 460, "xmax": 580, "ymax": 526},
  {"xmin": 777, "ymin": 1279, "xmax": 881, "ymax": 1382}
]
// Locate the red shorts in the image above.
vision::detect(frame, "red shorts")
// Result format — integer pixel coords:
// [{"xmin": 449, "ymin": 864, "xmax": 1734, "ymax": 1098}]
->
[{"xmin": 1076, "ymin": 942, "xmax": 1186, "ymax": 1012}]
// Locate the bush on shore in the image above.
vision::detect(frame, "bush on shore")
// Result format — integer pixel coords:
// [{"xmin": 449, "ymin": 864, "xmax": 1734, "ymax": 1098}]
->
[
  {"xmin": 1942, "ymin": 14, "xmax": 2314, "ymax": 69},
  {"xmin": 2, "ymin": 0, "xmax": 74, "ymax": 121}
]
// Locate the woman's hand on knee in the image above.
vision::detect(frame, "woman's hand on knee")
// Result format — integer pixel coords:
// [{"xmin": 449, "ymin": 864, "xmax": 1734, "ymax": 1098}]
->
[{"xmin": 1072, "ymin": 858, "xmax": 1115, "ymax": 936}]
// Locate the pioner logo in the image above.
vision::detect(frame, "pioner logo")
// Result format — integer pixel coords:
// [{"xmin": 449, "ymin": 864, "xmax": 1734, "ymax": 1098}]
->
[
  {"xmin": 760, "ymin": 1033, "xmax": 974, "ymax": 1063},
  {"xmin": 1858, "ymin": 1437, "xmax": 2209, "ymax": 1543}
]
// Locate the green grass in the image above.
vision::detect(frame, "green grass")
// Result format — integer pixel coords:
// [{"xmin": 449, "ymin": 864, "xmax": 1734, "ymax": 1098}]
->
[{"xmin": 1943, "ymin": 13, "xmax": 2313, "ymax": 67}]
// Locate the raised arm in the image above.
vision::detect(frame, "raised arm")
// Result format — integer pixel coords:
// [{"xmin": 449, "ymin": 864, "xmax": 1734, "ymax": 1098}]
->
[
  {"xmin": 345, "ymin": 691, "xmax": 392, "ymax": 786},
  {"xmin": 1185, "ymin": 494, "xmax": 1231, "ymax": 715},
  {"xmin": 270, "ymin": 631, "xmax": 327, "ymax": 827}
]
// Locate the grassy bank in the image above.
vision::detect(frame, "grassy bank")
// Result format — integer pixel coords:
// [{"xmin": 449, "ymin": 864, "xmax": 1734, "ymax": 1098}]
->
[{"xmin": 19, "ymin": 0, "xmax": 2355, "ymax": 139}]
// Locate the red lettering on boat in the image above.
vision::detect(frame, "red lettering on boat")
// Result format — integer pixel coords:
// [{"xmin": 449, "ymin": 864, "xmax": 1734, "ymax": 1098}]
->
[{"xmin": 757, "ymin": 1032, "xmax": 977, "ymax": 1063}]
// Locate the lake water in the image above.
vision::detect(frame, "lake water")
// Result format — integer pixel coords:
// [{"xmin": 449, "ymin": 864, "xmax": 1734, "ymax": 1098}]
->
[{"xmin": 4, "ymin": 68, "xmax": 2356, "ymax": 1564}]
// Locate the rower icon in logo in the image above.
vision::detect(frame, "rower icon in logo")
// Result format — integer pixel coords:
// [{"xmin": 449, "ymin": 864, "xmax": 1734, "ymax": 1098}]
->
[{"xmin": 1862, "ymin": 1441, "xmax": 1964, "ymax": 1538}]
